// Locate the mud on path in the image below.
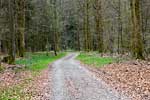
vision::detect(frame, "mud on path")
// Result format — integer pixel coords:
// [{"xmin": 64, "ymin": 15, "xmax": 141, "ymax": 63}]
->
[{"xmin": 50, "ymin": 53, "xmax": 130, "ymax": 100}]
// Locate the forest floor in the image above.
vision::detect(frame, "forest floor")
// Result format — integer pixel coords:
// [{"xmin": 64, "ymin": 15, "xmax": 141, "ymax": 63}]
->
[
  {"xmin": 0, "ymin": 52, "xmax": 66, "ymax": 100},
  {"xmin": 0, "ymin": 52, "xmax": 150, "ymax": 100},
  {"xmin": 77, "ymin": 53, "xmax": 150, "ymax": 100}
]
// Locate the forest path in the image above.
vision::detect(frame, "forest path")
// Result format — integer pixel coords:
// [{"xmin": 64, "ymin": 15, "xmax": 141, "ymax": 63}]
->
[{"xmin": 50, "ymin": 53, "xmax": 130, "ymax": 100}]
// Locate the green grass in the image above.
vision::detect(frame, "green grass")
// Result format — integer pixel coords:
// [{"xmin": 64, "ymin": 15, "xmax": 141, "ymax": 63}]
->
[
  {"xmin": 15, "ymin": 52, "xmax": 66, "ymax": 71},
  {"xmin": 77, "ymin": 53, "xmax": 116, "ymax": 68}
]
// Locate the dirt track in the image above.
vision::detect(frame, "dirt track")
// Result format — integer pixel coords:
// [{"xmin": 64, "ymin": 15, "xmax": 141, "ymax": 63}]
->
[{"xmin": 50, "ymin": 53, "xmax": 130, "ymax": 100}]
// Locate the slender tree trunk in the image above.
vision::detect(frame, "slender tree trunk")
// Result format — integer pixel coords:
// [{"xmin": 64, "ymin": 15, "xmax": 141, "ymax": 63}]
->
[
  {"xmin": 0, "ymin": 40, "xmax": 1, "ymax": 53},
  {"xmin": 94, "ymin": 0, "xmax": 103, "ymax": 53},
  {"xmin": 53, "ymin": 0, "xmax": 59, "ymax": 56},
  {"xmin": 87, "ymin": 0, "xmax": 92, "ymax": 51},
  {"xmin": 16, "ymin": 0, "xmax": 25, "ymax": 57},
  {"xmin": 8, "ymin": 0, "xmax": 15, "ymax": 64},
  {"xmin": 141, "ymin": 2, "xmax": 149, "ymax": 56},
  {"xmin": 0, "ymin": 40, "xmax": 1, "ymax": 66},
  {"xmin": 77, "ymin": 31, "xmax": 80, "ymax": 51},
  {"xmin": 117, "ymin": 0, "xmax": 123, "ymax": 54},
  {"xmin": 84, "ymin": 0, "xmax": 91, "ymax": 51},
  {"xmin": 130, "ymin": 0, "xmax": 144, "ymax": 59},
  {"xmin": 83, "ymin": 3, "xmax": 88, "ymax": 51}
]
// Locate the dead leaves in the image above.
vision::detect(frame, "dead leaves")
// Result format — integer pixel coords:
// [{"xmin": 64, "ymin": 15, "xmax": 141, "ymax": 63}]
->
[
  {"xmin": 86, "ymin": 60, "xmax": 150, "ymax": 100},
  {"xmin": 26, "ymin": 69, "xmax": 52, "ymax": 100},
  {"xmin": 0, "ymin": 64, "xmax": 52, "ymax": 100}
]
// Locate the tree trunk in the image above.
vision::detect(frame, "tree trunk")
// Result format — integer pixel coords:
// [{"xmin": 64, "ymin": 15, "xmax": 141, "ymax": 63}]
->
[
  {"xmin": 83, "ymin": 2, "xmax": 88, "ymax": 51},
  {"xmin": 130, "ymin": 0, "xmax": 144, "ymax": 59},
  {"xmin": 94, "ymin": 0, "xmax": 103, "ymax": 53},
  {"xmin": 8, "ymin": 0, "xmax": 15, "ymax": 64},
  {"xmin": 117, "ymin": 0, "xmax": 123, "ymax": 54},
  {"xmin": 52, "ymin": 0, "xmax": 59, "ymax": 56},
  {"xmin": 84, "ymin": 0, "xmax": 91, "ymax": 51},
  {"xmin": 16, "ymin": 0, "xmax": 25, "ymax": 57}
]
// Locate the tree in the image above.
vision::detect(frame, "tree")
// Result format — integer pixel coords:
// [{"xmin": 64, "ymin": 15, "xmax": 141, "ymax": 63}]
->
[
  {"xmin": 83, "ymin": 0, "xmax": 92, "ymax": 51},
  {"xmin": 130, "ymin": 0, "xmax": 144, "ymax": 59},
  {"xmin": 16, "ymin": 0, "xmax": 25, "ymax": 57},
  {"xmin": 93, "ymin": 0, "xmax": 103, "ymax": 53},
  {"xmin": 117, "ymin": 0, "xmax": 123, "ymax": 54},
  {"xmin": 8, "ymin": 0, "xmax": 15, "ymax": 63},
  {"xmin": 0, "ymin": 0, "xmax": 149, "ymax": 61},
  {"xmin": 51, "ymin": 0, "xmax": 60, "ymax": 56}
]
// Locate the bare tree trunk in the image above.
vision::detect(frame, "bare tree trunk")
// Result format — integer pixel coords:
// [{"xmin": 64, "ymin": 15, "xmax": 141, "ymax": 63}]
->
[
  {"xmin": 8, "ymin": 0, "xmax": 15, "ymax": 64},
  {"xmin": 16, "ymin": 0, "xmax": 25, "ymax": 57},
  {"xmin": 130, "ymin": 0, "xmax": 144, "ymax": 59},
  {"xmin": 94, "ymin": 0, "xmax": 103, "ymax": 53},
  {"xmin": 77, "ymin": 30, "xmax": 80, "ymax": 51},
  {"xmin": 53, "ymin": 0, "xmax": 59, "ymax": 56},
  {"xmin": 84, "ymin": 0, "xmax": 91, "ymax": 51},
  {"xmin": 86, "ymin": 0, "xmax": 92, "ymax": 51},
  {"xmin": 117, "ymin": 0, "xmax": 123, "ymax": 54},
  {"xmin": 0, "ymin": 39, "xmax": 1, "ymax": 53},
  {"xmin": 0, "ymin": 39, "xmax": 1, "ymax": 66},
  {"xmin": 83, "ymin": 2, "xmax": 88, "ymax": 51}
]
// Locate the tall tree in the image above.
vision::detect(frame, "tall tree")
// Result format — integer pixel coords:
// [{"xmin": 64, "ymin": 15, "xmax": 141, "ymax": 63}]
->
[
  {"xmin": 130, "ymin": 0, "xmax": 144, "ymax": 59},
  {"xmin": 8, "ymin": 0, "xmax": 15, "ymax": 63},
  {"xmin": 83, "ymin": 0, "xmax": 92, "ymax": 51},
  {"xmin": 117, "ymin": 0, "xmax": 123, "ymax": 54},
  {"xmin": 93, "ymin": 0, "xmax": 103, "ymax": 53},
  {"xmin": 51, "ymin": 0, "xmax": 60, "ymax": 56},
  {"xmin": 16, "ymin": 0, "xmax": 25, "ymax": 57}
]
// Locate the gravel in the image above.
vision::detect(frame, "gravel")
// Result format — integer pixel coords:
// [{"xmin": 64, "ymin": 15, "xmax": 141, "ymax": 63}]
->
[{"xmin": 50, "ymin": 53, "xmax": 130, "ymax": 100}]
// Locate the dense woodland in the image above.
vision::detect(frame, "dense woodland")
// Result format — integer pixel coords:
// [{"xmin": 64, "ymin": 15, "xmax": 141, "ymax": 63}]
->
[{"xmin": 0, "ymin": 0, "xmax": 150, "ymax": 64}]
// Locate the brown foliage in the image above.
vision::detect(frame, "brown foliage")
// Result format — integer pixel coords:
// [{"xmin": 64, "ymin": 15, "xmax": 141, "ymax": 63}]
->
[{"xmin": 86, "ymin": 60, "xmax": 150, "ymax": 100}]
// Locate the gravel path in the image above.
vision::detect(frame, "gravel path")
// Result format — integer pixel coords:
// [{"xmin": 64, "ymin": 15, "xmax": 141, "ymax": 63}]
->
[{"xmin": 50, "ymin": 53, "xmax": 130, "ymax": 100}]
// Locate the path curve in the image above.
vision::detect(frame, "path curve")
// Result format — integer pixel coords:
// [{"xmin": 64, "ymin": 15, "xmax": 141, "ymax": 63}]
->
[{"xmin": 50, "ymin": 53, "xmax": 130, "ymax": 100}]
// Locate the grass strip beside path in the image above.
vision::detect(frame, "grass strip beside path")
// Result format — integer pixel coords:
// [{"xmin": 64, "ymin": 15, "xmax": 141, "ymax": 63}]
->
[
  {"xmin": 77, "ymin": 53, "xmax": 116, "ymax": 68},
  {"xmin": 15, "ymin": 52, "xmax": 66, "ymax": 71}
]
